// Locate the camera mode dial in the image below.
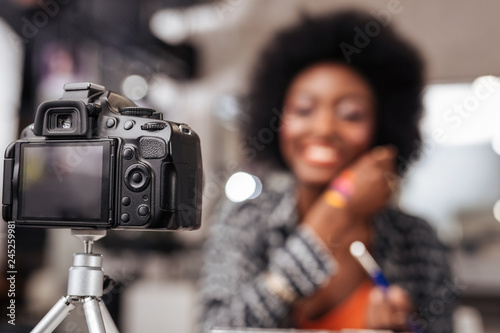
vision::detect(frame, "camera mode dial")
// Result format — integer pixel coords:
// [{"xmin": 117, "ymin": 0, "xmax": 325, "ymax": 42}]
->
[
  {"xmin": 118, "ymin": 107, "xmax": 163, "ymax": 119},
  {"xmin": 119, "ymin": 107, "xmax": 155, "ymax": 117}
]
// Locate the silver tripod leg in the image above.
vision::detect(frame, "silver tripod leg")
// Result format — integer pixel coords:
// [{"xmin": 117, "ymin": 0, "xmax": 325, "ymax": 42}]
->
[
  {"xmin": 100, "ymin": 300, "xmax": 120, "ymax": 333},
  {"xmin": 31, "ymin": 230, "xmax": 121, "ymax": 333},
  {"xmin": 31, "ymin": 296, "xmax": 75, "ymax": 333},
  {"xmin": 83, "ymin": 297, "xmax": 106, "ymax": 333}
]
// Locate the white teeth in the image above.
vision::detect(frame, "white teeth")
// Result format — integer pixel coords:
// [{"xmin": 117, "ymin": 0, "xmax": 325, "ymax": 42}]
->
[{"xmin": 303, "ymin": 145, "xmax": 338, "ymax": 164}]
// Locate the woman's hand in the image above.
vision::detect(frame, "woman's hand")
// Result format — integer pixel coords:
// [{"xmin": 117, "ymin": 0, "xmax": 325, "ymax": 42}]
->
[
  {"xmin": 341, "ymin": 144, "xmax": 398, "ymax": 220},
  {"xmin": 302, "ymin": 145, "xmax": 398, "ymax": 248},
  {"xmin": 366, "ymin": 285, "xmax": 414, "ymax": 331}
]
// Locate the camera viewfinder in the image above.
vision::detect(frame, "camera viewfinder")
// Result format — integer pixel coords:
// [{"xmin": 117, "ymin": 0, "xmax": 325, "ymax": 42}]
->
[{"xmin": 56, "ymin": 114, "xmax": 73, "ymax": 129}]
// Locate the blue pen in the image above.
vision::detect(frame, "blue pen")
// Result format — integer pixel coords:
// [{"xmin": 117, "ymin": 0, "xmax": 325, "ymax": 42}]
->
[
  {"xmin": 350, "ymin": 241, "xmax": 389, "ymax": 288},
  {"xmin": 350, "ymin": 241, "xmax": 422, "ymax": 333}
]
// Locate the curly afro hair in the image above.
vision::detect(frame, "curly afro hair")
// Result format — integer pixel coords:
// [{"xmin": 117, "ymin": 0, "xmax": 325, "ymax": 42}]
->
[{"xmin": 244, "ymin": 10, "xmax": 425, "ymax": 177}]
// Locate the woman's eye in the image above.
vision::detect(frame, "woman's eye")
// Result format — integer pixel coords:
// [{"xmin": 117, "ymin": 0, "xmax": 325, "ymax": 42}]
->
[
  {"xmin": 337, "ymin": 106, "xmax": 366, "ymax": 121},
  {"xmin": 342, "ymin": 111, "xmax": 364, "ymax": 121},
  {"xmin": 294, "ymin": 108, "xmax": 312, "ymax": 116},
  {"xmin": 284, "ymin": 105, "xmax": 313, "ymax": 117}
]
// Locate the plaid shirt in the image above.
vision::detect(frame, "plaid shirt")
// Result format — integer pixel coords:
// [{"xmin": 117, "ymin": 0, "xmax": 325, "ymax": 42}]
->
[{"xmin": 199, "ymin": 172, "xmax": 454, "ymax": 333}]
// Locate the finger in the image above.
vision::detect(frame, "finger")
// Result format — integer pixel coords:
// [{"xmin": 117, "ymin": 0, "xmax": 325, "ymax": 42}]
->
[
  {"xmin": 383, "ymin": 170, "xmax": 400, "ymax": 193},
  {"xmin": 367, "ymin": 287, "xmax": 393, "ymax": 328},
  {"xmin": 371, "ymin": 146, "xmax": 398, "ymax": 174},
  {"xmin": 391, "ymin": 311, "xmax": 408, "ymax": 330},
  {"xmin": 371, "ymin": 145, "xmax": 398, "ymax": 162},
  {"xmin": 386, "ymin": 286, "xmax": 414, "ymax": 331},
  {"xmin": 369, "ymin": 286, "xmax": 385, "ymax": 305},
  {"xmin": 387, "ymin": 285, "xmax": 413, "ymax": 313}
]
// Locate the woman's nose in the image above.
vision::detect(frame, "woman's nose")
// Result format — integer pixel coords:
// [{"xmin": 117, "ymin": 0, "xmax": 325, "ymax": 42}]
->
[{"xmin": 314, "ymin": 108, "xmax": 338, "ymax": 137}]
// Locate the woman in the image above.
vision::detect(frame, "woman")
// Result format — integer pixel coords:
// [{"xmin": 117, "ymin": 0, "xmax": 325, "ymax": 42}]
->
[{"xmin": 199, "ymin": 10, "xmax": 453, "ymax": 333}]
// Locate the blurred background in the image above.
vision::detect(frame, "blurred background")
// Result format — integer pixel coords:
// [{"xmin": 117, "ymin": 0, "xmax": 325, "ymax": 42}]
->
[{"xmin": 1, "ymin": 0, "xmax": 500, "ymax": 332}]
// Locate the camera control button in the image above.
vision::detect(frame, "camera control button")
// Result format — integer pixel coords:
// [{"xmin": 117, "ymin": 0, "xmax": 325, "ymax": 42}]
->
[
  {"xmin": 106, "ymin": 118, "xmax": 116, "ymax": 128},
  {"xmin": 132, "ymin": 172, "xmax": 143, "ymax": 183},
  {"xmin": 122, "ymin": 148, "xmax": 134, "ymax": 159},
  {"xmin": 138, "ymin": 205, "xmax": 150, "ymax": 217},
  {"xmin": 124, "ymin": 120, "xmax": 134, "ymax": 130},
  {"xmin": 121, "ymin": 213, "xmax": 130, "ymax": 223},
  {"xmin": 124, "ymin": 164, "xmax": 151, "ymax": 192},
  {"xmin": 121, "ymin": 196, "xmax": 131, "ymax": 206}
]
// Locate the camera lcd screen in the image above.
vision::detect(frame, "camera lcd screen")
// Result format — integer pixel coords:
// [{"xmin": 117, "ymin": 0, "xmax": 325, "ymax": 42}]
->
[{"xmin": 18, "ymin": 141, "xmax": 112, "ymax": 223}]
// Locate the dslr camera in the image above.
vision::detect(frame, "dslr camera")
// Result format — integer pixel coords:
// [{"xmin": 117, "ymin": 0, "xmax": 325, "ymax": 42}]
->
[{"xmin": 2, "ymin": 82, "xmax": 202, "ymax": 230}]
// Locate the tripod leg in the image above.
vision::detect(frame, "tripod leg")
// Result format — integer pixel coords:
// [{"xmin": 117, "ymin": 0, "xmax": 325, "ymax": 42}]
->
[
  {"xmin": 83, "ymin": 297, "xmax": 106, "ymax": 333},
  {"xmin": 99, "ymin": 300, "xmax": 120, "ymax": 333},
  {"xmin": 31, "ymin": 296, "xmax": 75, "ymax": 333}
]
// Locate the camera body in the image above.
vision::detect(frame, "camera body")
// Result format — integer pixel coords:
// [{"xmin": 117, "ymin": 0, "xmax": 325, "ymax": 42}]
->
[{"xmin": 2, "ymin": 82, "xmax": 203, "ymax": 230}]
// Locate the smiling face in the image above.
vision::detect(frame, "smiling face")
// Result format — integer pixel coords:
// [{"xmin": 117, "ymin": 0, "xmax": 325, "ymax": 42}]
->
[{"xmin": 279, "ymin": 62, "xmax": 377, "ymax": 188}]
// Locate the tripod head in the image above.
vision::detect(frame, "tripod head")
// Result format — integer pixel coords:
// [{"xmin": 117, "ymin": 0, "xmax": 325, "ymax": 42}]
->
[{"xmin": 71, "ymin": 229, "xmax": 107, "ymax": 253}]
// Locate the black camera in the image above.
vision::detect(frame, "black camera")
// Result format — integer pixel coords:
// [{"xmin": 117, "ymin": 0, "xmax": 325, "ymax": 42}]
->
[{"xmin": 2, "ymin": 82, "xmax": 203, "ymax": 230}]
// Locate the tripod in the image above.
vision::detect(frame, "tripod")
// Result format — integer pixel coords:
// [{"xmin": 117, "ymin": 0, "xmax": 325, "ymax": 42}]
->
[{"xmin": 31, "ymin": 229, "xmax": 119, "ymax": 333}]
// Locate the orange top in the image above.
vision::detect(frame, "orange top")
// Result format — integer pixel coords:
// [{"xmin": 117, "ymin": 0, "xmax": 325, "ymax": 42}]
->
[{"xmin": 294, "ymin": 279, "xmax": 372, "ymax": 330}]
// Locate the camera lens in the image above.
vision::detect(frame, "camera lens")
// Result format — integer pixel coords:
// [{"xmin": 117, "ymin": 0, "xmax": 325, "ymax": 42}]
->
[{"xmin": 56, "ymin": 114, "xmax": 73, "ymax": 129}]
